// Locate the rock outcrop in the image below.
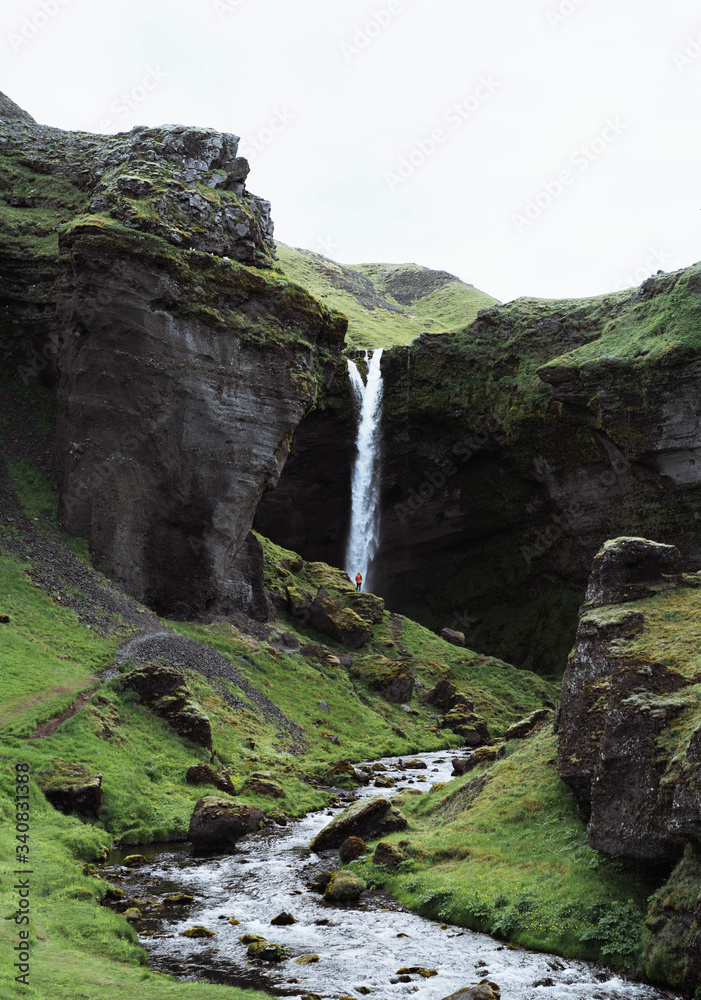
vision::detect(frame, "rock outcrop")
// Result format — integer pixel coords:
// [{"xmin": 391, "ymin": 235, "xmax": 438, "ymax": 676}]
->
[
  {"xmin": 555, "ymin": 536, "xmax": 701, "ymax": 859},
  {"xmin": 37, "ymin": 759, "xmax": 102, "ymax": 818},
  {"xmin": 0, "ymin": 93, "xmax": 346, "ymax": 620},
  {"xmin": 121, "ymin": 662, "xmax": 212, "ymax": 748},
  {"xmin": 644, "ymin": 842, "xmax": 701, "ymax": 992}
]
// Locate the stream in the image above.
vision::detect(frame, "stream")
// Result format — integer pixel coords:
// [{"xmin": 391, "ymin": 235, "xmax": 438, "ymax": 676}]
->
[{"xmin": 104, "ymin": 751, "xmax": 679, "ymax": 1000}]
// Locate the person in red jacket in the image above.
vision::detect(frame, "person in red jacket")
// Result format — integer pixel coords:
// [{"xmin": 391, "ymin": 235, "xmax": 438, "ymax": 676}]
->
[{"xmin": 355, "ymin": 572, "xmax": 362, "ymax": 592}]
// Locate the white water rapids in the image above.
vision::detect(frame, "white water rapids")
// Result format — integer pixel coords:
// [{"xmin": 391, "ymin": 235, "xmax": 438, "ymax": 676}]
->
[{"xmin": 345, "ymin": 349, "xmax": 384, "ymax": 591}]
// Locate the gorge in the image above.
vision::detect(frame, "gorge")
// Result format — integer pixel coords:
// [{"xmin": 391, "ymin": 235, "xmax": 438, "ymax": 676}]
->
[{"xmin": 2, "ymin": 89, "xmax": 701, "ymax": 1000}]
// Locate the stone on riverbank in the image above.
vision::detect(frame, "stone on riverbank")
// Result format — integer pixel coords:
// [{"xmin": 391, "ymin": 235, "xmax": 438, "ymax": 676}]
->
[
  {"xmin": 339, "ymin": 836, "xmax": 368, "ymax": 863},
  {"xmin": 188, "ymin": 796, "xmax": 263, "ymax": 848}
]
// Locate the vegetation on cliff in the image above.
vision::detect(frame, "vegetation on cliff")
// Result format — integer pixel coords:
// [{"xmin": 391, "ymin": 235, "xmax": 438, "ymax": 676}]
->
[{"xmin": 277, "ymin": 244, "xmax": 499, "ymax": 348}]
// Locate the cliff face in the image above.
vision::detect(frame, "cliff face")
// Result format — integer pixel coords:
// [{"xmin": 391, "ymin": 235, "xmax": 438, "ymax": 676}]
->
[
  {"xmin": 0, "ymin": 95, "xmax": 346, "ymax": 618},
  {"xmin": 260, "ymin": 269, "xmax": 701, "ymax": 672},
  {"xmin": 555, "ymin": 536, "xmax": 701, "ymax": 860}
]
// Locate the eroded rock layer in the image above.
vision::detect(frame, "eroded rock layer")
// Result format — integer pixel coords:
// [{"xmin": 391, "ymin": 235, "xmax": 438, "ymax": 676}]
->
[{"xmin": 0, "ymin": 93, "xmax": 346, "ymax": 618}]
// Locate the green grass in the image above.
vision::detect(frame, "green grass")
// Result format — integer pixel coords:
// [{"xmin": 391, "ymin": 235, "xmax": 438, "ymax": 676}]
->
[
  {"xmin": 277, "ymin": 244, "xmax": 499, "ymax": 349},
  {"xmin": 0, "ymin": 555, "xmax": 118, "ymax": 734}
]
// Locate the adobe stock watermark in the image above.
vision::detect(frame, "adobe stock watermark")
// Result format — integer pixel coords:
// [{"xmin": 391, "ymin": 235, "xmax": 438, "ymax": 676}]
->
[
  {"xmin": 212, "ymin": 0, "xmax": 246, "ymax": 19},
  {"xmin": 512, "ymin": 116, "xmax": 627, "ymax": 233},
  {"xmin": 672, "ymin": 30, "xmax": 701, "ymax": 73},
  {"xmin": 386, "ymin": 75, "xmax": 500, "ymax": 191},
  {"xmin": 313, "ymin": 235, "xmax": 341, "ymax": 258},
  {"xmin": 238, "ymin": 108, "xmax": 295, "ymax": 162},
  {"xmin": 341, "ymin": 1, "xmax": 403, "ymax": 63},
  {"xmin": 393, "ymin": 414, "xmax": 501, "ymax": 527},
  {"xmin": 520, "ymin": 454, "xmax": 628, "ymax": 566},
  {"xmin": 545, "ymin": 0, "xmax": 590, "ymax": 30},
  {"xmin": 613, "ymin": 246, "xmax": 670, "ymax": 292},
  {"xmin": 8, "ymin": 0, "xmax": 72, "ymax": 53},
  {"xmin": 96, "ymin": 65, "xmax": 169, "ymax": 133}
]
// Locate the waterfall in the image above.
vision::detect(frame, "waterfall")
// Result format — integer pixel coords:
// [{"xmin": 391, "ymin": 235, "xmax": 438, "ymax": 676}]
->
[{"xmin": 345, "ymin": 348, "xmax": 384, "ymax": 592}]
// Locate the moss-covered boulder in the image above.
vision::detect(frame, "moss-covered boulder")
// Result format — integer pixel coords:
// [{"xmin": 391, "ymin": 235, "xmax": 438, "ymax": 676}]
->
[
  {"xmin": 373, "ymin": 840, "xmax": 406, "ymax": 869},
  {"xmin": 240, "ymin": 776, "xmax": 285, "ymax": 799},
  {"xmin": 182, "ymin": 926, "xmax": 215, "ymax": 938},
  {"xmin": 122, "ymin": 663, "xmax": 211, "ymax": 749},
  {"xmin": 307, "ymin": 586, "xmax": 373, "ymax": 648},
  {"xmin": 37, "ymin": 759, "xmax": 102, "ymax": 818},
  {"xmin": 350, "ymin": 655, "xmax": 415, "ymax": 704},
  {"xmin": 644, "ymin": 842, "xmax": 701, "ymax": 992},
  {"xmin": 451, "ymin": 746, "xmax": 504, "ymax": 775},
  {"xmin": 440, "ymin": 985, "xmax": 501, "ymax": 1000},
  {"xmin": 323, "ymin": 870, "xmax": 366, "ymax": 901},
  {"xmin": 247, "ymin": 939, "xmax": 287, "ymax": 961},
  {"xmin": 310, "ymin": 796, "xmax": 406, "ymax": 852},
  {"xmin": 339, "ymin": 836, "xmax": 368, "ymax": 863},
  {"xmin": 503, "ymin": 708, "xmax": 551, "ymax": 740},
  {"xmin": 442, "ymin": 707, "xmax": 490, "ymax": 746},
  {"xmin": 188, "ymin": 796, "xmax": 263, "ymax": 849},
  {"xmin": 186, "ymin": 762, "xmax": 235, "ymax": 794}
]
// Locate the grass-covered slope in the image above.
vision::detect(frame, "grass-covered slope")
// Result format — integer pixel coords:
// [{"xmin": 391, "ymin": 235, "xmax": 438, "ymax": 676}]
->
[{"xmin": 276, "ymin": 244, "xmax": 499, "ymax": 349}]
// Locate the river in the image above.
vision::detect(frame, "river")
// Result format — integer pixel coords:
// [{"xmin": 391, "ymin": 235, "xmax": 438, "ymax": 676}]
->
[{"xmin": 104, "ymin": 751, "xmax": 679, "ymax": 1000}]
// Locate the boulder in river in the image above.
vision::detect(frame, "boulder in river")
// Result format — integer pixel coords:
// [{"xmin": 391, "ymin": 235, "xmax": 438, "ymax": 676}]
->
[
  {"xmin": 310, "ymin": 796, "xmax": 406, "ymax": 852},
  {"xmin": 271, "ymin": 911, "xmax": 296, "ymax": 926},
  {"xmin": 440, "ymin": 983, "xmax": 501, "ymax": 1000},
  {"xmin": 188, "ymin": 796, "xmax": 263, "ymax": 848},
  {"xmin": 323, "ymin": 870, "xmax": 367, "ymax": 901}
]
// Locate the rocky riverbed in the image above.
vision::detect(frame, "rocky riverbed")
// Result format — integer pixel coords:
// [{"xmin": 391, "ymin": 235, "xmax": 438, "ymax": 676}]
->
[{"xmin": 102, "ymin": 751, "xmax": 679, "ymax": 1000}]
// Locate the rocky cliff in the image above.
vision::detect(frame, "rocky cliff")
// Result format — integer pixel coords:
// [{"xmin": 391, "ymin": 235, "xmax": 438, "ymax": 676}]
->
[
  {"xmin": 0, "ymin": 93, "xmax": 346, "ymax": 618},
  {"xmin": 258, "ymin": 268, "xmax": 701, "ymax": 673},
  {"xmin": 555, "ymin": 536, "xmax": 701, "ymax": 992}
]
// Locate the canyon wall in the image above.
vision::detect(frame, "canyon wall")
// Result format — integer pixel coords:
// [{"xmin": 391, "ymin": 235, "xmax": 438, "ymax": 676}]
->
[
  {"xmin": 258, "ymin": 270, "xmax": 701, "ymax": 672},
  {"xmin": 0, "ymin": 93, "xmax": 346, "ymax": 618}
]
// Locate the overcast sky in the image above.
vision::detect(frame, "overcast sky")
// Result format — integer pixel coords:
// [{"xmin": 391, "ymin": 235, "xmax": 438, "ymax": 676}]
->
[{"xmin": 3, "ymin": 0, "xmax": 700, "ymax": 302}]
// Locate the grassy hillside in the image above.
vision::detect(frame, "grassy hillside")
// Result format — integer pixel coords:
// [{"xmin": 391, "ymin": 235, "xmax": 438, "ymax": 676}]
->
[{"xmin": 276, "ymin": 244, "xmax": 499, "ymax": 349}]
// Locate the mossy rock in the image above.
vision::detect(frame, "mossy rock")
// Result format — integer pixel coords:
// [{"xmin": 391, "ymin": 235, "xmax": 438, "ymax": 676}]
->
[
  {"xmin": 240, "ymin": 776, "xmax": 285, "ymax": 799},
  {"xmin": 182, "ymin": 926, "xmax": 215, "ymax": 938},
  {"xmin": 163, "ymin": 893, "xmax": 194, "ymax": 905},
  {"xmin": 323, "ymin": 870, "xmax": 367, "ymax": 901},
  {"xmin": 294, "ymin": 954, "xmax": 320, "ymax": 964},
  {"xmin": 124, "ymin": 907, "xmax": 142, "ymax": 921},
  {"xmin": 37, "ymin": 759, "xmax": 103, "ymax": 818}
]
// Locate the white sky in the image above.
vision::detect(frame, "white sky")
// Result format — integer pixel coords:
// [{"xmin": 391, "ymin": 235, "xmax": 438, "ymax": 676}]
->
[{"xmin": 2, "ymin": 0, "xmax": 700, "ymax": 302}]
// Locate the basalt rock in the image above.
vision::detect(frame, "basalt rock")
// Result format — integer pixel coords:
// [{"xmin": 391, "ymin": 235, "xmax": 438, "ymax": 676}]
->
[
  {"xmin": 451, "ymin": 745, "xmax": 504, "ymax": 775},
  {"xmin": 240, "ymin": 776, "xmax": 285, "ymax": 799},
  {"xmin": 0, "ymin": 92, "xmax": 346, "ymax": 621},
  {"xmin": 121, "ymin": 662, "xmax": 212, "ymax": 749},
  {"xmin": 288, "ymin": 585, "xmax": 373, "ymax": 648},
  {"xmin": 441, "ymin": 627, "xmax": 465, "ymax": 646},
  {"xmin": 350, "ymin": 655, "xmax": 415, "ymax": 704},
  {"xmin": 323, "ymin": 870, "xmax": 366, "ymax": 902},
  {"xmin": 373, "ymin": 840, "xmax": 406, "ymax": 869},
  {"xmin": 37, "ymin": 759, "xmax": 102, "ymax": 818},
  {"xmin": 339, "ymin": 836, "xmax": 368, "ymax": 863},
  {"xmin": 310, "ymin": 796, "xmax": 406, "ymax": 852},
  {"xmin": 555, "ymin": 536, "xmax": 701, "ymax": 859},
  {"xmin": 188, "ymin": 796, "xmax": 263, "ymax": 849},
  {"xmin": 186, "ymin": 763, "xmax": 235, "ymax": 795},
  {"xmin": 503, "ymin": 708, "xmax": 552, "ymax": 740}
]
